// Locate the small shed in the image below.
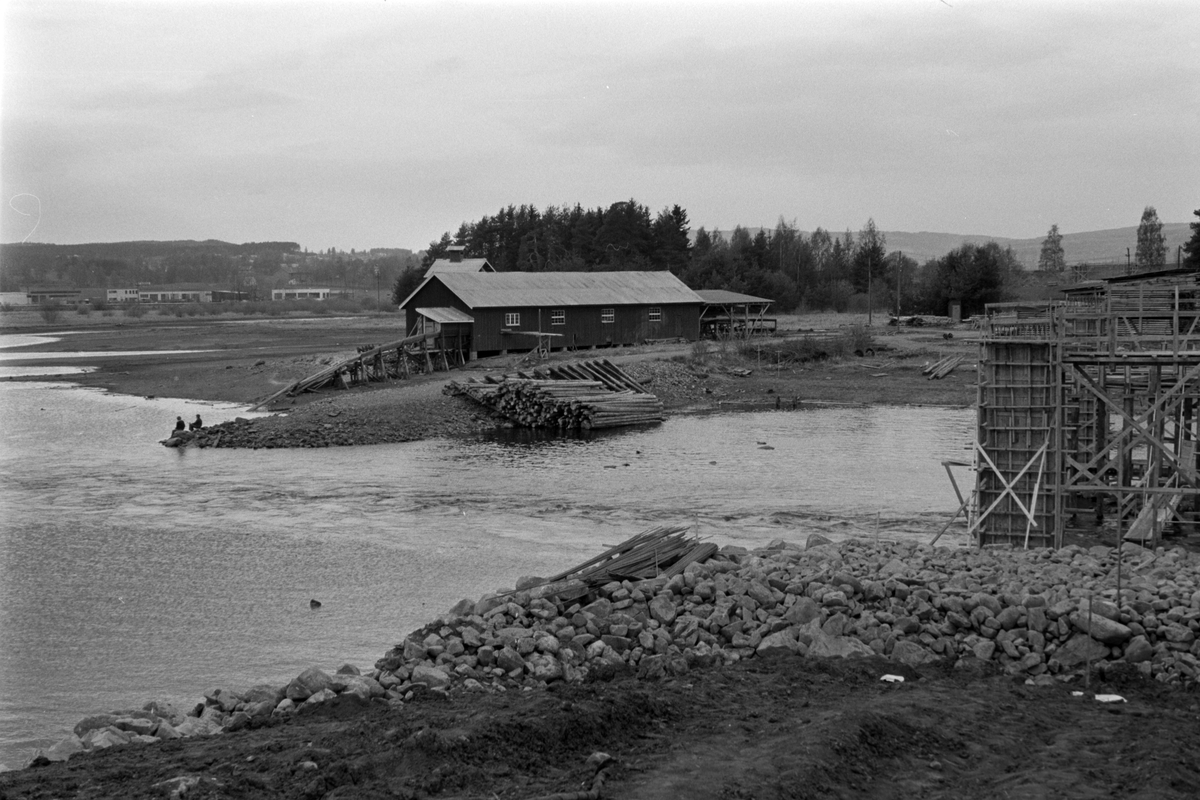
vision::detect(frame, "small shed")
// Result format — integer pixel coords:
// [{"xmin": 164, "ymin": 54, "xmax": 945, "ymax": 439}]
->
[{"xmin": 695, "ymin": 289, "xmax": 775, "ymax": 338}]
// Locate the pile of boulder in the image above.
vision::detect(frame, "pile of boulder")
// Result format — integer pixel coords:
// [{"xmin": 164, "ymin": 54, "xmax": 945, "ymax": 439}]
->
[
  {"xmin": 36, "ymin": 536, "xmax": 1200, "ymax": 766},
  {"xmin": 34, "ymin": 665, "xmax": 388, "ymax": 765},
  {"xmin": 376, "ymin": 535, "xmax": 1200, "ymax": 689}
]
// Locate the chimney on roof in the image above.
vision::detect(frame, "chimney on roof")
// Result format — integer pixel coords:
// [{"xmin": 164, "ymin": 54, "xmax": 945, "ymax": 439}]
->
[{"xmin": 446, "ymin": 245, "xmax": 465, "ymax": 263}]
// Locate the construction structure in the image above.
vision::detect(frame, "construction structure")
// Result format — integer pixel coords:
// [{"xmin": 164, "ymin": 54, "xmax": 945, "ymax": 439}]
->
[
  {"xmin": 695, "ymin": 289, "xmax": 775, "ymax": 338},
  {"xmin": 972, "ymin": 269, "xmax": 1200, "ymax": 548}
]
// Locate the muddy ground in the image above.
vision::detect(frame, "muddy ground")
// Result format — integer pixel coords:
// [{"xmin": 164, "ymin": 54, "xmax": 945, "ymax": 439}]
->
[
  {"xmin": 3, "ymin": 655, "xmax": 1198, "ymax": 800},
  {"xmin": 1, "ymin": 312, "xmax": 977, "ymax": 448}
]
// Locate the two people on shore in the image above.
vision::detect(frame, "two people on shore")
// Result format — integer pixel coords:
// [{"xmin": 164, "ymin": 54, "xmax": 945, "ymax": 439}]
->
[{"xmin": 171, "ymin": 415, "xmax": 204, "ymax": 437}]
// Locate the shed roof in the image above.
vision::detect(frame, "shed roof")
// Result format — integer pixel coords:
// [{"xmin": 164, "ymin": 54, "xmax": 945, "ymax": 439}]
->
[
  {"xmin": 694, "ymin": 289, "xmax": 773, "ymax": 305},
  {"xmin": 425, "ymin": 258, "xmax": 496, "ymax": 276},
  {"xmin": 416, "ymin": 307, "xmax": 474, "ymax": 324},
  {"xmin": 402, "ymin": 271, "xmax": 703, "ymax": 309}
]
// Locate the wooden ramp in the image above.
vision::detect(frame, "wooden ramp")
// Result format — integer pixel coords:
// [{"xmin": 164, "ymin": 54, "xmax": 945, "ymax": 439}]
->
[{"xmin": 249, "ymin": 332, "xmax": 437, "ymax": 410}]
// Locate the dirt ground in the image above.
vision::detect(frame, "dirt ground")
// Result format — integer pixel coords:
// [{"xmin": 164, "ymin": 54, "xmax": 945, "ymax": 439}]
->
[{"xmin": 3, "ymin": 655, "xmax": 1198, "ymax": 800}]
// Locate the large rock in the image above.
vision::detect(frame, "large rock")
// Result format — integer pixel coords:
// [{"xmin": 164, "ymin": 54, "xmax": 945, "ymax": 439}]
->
[
  {"xmin": 891, "ymin": 640, "xmax": 938, "ymax": 667},
  {"xmin": 1124, "ymin": 635, "xmax": 1153, "ymax": 663},
  {"xmin": 806, "ymin": 631, "xmax": 874, "ymax": 659},
  {"xmin": 756, "ymin": 630, "xmax": 803, "ymax": 657},
  {"xmin": 44, "ymin": 736, "xmax": 84, "ymax": 762},
  {"xmin": 1069, "ymin": 611, "xmax": 1133, "ymax": 645},
  {"xmin": 73, "ymin": 714, "xmax": 118, "ymax": 739},
  {"xmin": 1049, "ymin": 633, "xmax": 1110, "ymax": 669},
  {"xmin": 241, "ymin": 684, "xmax": 285, "ymax": 705},
  {"xmin": 783, "ymin": 597, "xmax": 821, "ymax": 625},
  {"xmin": 410, "ymin": 664, "xmax": 452, "ymax": 689},
  {"xmin": 649, "ymin": 595, "xmax": 677, "ymax": 625},
  {"xmin": 286, "ymin": 667, "xmax": 334, "ymax": 701}
]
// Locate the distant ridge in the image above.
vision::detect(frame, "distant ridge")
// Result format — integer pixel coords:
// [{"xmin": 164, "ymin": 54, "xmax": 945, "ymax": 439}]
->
[{"xmin": 713, "ymin": 223, "xmax": 1194, "ymax": 269}]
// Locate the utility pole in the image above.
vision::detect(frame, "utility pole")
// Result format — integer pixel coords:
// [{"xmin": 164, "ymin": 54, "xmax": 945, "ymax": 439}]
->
[
  {"xmin": 1126, "ymin": 247, "xmax": 1132, "ymax": 276},
  {"xmin": 895, "ymin": 252, "xmax": 902, "ymax": 320}
]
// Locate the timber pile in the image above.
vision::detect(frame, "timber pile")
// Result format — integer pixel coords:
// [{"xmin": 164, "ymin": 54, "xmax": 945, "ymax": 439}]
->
[
  {"xmin": 448, "ymin": 377, "xmax": 665, "ymax": 430},
  {"xmin": 472, "ymin": 358, "xmax": 650, "ymax": 393},
  {"xmin": 448, "ymin": 359, "xmax": 664, "ymax": 430},
  {"xmin": 924, "ymin": 354, "xmax": 965, "ymax": 380}
]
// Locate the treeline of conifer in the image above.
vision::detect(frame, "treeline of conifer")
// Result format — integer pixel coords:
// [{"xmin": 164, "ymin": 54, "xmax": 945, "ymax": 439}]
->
[{"xmin": 398, "ymin": 199, "xmax": 1022, "ymax": 316}]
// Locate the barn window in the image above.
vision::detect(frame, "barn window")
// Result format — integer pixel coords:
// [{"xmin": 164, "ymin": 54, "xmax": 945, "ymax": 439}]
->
[
  {"xmin": 505, "ymin": 312, "xmax": 520, "ymax": 327},
  {"xmin": 648, "ymin": 307, "xmax": 662, "ymax": 322},
  {"xmin": 601, "ymin": 308, "xmax": 614, "ymax": 324},
  {"xmin": 551, "ymin": 309, "xmax": 565, "ymax": 325}
]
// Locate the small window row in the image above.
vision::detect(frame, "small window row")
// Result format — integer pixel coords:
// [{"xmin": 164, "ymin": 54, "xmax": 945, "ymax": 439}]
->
[{"xmin": 503, "ymin": 308, "xmax": 664, "ymax": 327}]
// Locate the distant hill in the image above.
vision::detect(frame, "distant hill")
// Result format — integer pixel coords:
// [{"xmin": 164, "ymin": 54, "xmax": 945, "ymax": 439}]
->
[{"xmin": 715, "ymin": 224, "xmax": 1194, "ymax": 270}]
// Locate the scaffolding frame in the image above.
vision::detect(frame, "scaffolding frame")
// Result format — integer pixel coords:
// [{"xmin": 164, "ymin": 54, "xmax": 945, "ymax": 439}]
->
[{"xmin": 975, "ymin": 270, "xmax": 1200, "ymax": 548}]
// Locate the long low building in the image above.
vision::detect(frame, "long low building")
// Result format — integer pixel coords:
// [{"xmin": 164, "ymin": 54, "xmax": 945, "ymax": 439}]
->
[{"xmin": 399, "ymin": 271, "xmax": 703, "ymax": 359}]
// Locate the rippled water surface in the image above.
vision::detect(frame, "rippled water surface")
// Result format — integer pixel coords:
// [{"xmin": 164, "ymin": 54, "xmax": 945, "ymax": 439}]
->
[{"xmin": 0, "ymin": 374, "xmax": 973, "ymax": 769}]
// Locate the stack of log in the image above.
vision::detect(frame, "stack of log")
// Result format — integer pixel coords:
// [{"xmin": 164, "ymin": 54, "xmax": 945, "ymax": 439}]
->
[
  {"xmin": 448, "ymin": 358, "xmax": 664, "ymax": 431},
  {"xmin": 448, "ymin": 377, "xmax": 664, "ymax": 430},
  {"xmin": 924, "ymin": 354, "xmax": 965, "ymax": 380}
]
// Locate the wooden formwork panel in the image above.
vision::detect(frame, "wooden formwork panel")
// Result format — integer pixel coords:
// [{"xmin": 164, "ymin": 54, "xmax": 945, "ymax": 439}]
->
[{"xmin": 977, "ymin": 342, "xmax": 1057, "ymax": 547}]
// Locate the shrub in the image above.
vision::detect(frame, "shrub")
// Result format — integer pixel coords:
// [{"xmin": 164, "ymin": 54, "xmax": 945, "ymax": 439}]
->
[
  {"xmin": 76, "ymin": 304, "xmax": 91, "ymax": 316},
  {"xmin": 39, "ymin": 303, "xmax": 62, "ymax": 323},
  {"xmin": 124, "ymin": 303, "xmax": 146, "ymax": 318},
  {"xmin": 738, "ymin": 326, "xmax": 874, "ymax": 365}
]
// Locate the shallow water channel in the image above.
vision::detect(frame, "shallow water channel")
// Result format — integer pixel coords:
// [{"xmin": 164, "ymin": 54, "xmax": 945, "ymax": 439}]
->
[{"xmin": 0, "ymin": 370, "xmax": 973, "ymax": 768}]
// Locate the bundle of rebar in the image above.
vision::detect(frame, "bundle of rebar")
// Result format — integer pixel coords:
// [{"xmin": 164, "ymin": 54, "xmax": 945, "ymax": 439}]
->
[
  {"xmin": 447, "ymin": 377, "xmax": 664, "ymax": 430},
  {"xmin": 544, "ymin": 525, "xmax": 717, "ymax": 587}
]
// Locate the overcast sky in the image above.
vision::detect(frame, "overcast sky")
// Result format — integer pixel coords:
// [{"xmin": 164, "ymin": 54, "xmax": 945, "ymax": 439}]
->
[{"xmin": 2, "ymin": 0, "xmax": 1197, "ymax": 251}]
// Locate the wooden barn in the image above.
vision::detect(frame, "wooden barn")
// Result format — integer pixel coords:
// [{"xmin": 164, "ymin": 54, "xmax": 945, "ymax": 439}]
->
[{"xmin": 398, "ymin": 271, "xmax": 702, "ymax": 359}]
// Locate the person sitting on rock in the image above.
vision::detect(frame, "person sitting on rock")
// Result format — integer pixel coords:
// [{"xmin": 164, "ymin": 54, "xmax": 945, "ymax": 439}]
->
[
  {"xmin": 174, "ymin": 416, "xmax": 186, "ymax": 432},
  {"xmin": 189, "ymin": 414, "xmax": 204, "ymax": 431}
]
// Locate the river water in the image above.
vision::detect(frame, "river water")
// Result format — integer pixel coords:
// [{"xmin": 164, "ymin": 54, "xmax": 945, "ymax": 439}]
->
[{"xmin": 0, "ymin": 337, "xmax": 975, "ymax": 769}]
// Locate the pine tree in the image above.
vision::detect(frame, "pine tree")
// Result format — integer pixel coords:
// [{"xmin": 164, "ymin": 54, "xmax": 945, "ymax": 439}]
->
[
  {"xmin": 1135, "ymin": 206, "xmax": 1167, "ymax": 270},
  {"xmin": 1037, "ymin": 224, "xmax": 1066, "ymax": 272},
  {"xmin": 1182, "ymin": 209, "xmax": 1200, "ymax": 270}
]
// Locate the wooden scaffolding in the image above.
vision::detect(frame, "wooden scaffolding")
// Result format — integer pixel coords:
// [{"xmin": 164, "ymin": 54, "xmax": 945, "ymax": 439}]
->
[{"xmin": 974, "ymin": 270, "xmax": 1200, "ymax": 547}]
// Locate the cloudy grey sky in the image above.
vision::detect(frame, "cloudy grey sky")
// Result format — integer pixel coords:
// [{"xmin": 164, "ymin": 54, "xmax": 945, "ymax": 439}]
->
[{"xmin": 2, "ymin": 0, "xmax": 1197, "ymax": 250}]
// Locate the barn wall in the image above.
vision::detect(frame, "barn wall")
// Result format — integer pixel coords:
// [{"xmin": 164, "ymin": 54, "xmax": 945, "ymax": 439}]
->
[{"xmin": 475, "ymin": 303, "xmax": 700, "ymax": 354}]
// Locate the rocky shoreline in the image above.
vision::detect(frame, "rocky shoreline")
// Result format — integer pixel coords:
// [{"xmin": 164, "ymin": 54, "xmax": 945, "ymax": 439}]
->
[{"xmin": 28, "ymin": 535, "xmax": 1200, "ymax": 770}]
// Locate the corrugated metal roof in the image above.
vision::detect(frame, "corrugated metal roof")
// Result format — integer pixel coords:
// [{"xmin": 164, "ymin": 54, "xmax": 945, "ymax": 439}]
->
[
  {"xmin": 694, "ymin": 289, "xmax": 773, "ymax": 305},
  {"xmin": 413, "ymin": 271, "xmax": 703, "ymax": 309},
  {"xmin": 425, "ymin": 259, "xmax": 495, "ymax": 275},
  {"xmin": 415, "ymin": 307, "xmax": 474, "ymax": 324}
]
